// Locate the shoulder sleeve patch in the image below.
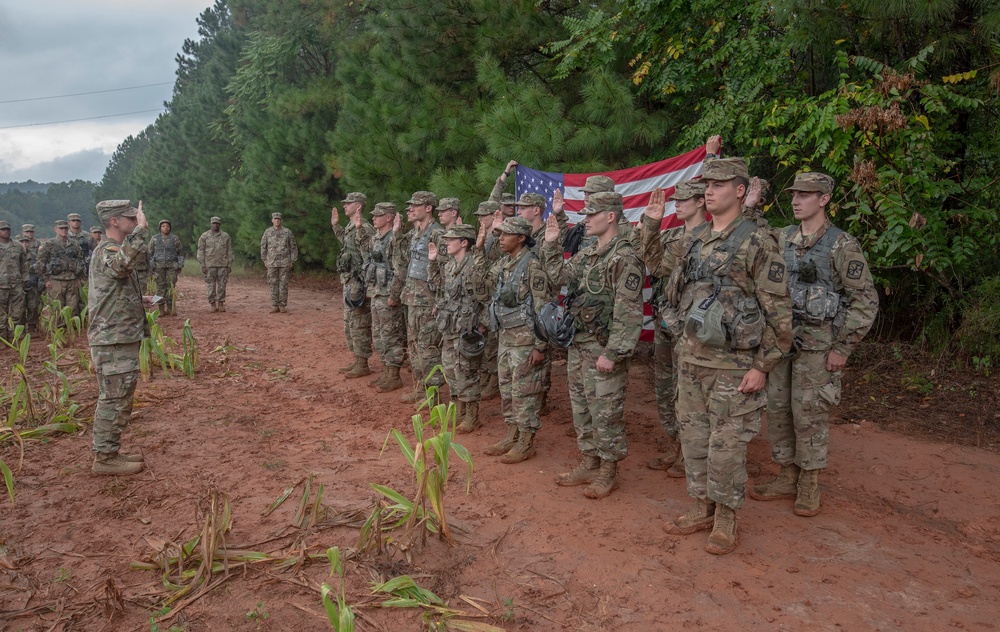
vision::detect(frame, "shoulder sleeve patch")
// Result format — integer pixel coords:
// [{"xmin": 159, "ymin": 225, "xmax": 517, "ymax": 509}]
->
[
  {"xmin": 757, "ymin": 253, "xmax": 788, "ymax": 295},
  {"xmin": 624, "ymin": 272, "xmax": 641, "ymax": 292},
  {"xmin": 846, "ymin": 260, "xmax": 864, "ymax": 280},
  {"xmin": 768, "ymin": 261, "xmax": 785, "ymax": 283},
  {"xmin": 531, "ymin": 274, "xmax": 545, "ymax": 292}
]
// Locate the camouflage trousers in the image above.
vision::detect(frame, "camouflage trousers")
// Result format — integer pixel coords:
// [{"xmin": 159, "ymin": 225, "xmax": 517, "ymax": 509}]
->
[
  {"xmin": 480, "ymin": 329, "xmax": 499, "ymax": 376},
  {"xmin": 153, "ymin": 267, "xmax": 179, "ymax": 309},
  {"xmin": 23, "ymin": 286, "xmax": 41, "ymax": 331},
  {"xmin": 91, "ymin": 341, "xmax": 141, "ymax": 454},
  {"xmin": 567, "ymin": 341, "xmax": 630, "ymax": 462},
  {"xmin": 766, "ymin": 351, "xmax": 840, "ymax": 470},
  {"xmin": 676, "ymin": 362, "xmax": 765, "ymax": 510},
  {"xmin": 653, "ymin": 321, "xmax": 678, "ymax": 438},
  {"xmin": 342, "ymin": 299, "xmax": 373, "ymax": 359},
  {"xmin": 204, "ymin": 267, "xmax": 229, "ymax": 304},
  {"xmin": 136, "ymin": 269, "xmax": 150, "ymax": 295},
  {"xmin": 442, "ymin": 333, "xmax": 482, "ymax": 403},
  {"xmin": 497, "ymin": 339, "xmax": 544, "ymax": 432},
  {"xmin": 47, "ymin": 278, "xmax": 79, "ymax": 315},
  {"xmin": 0, "ymin": 286, "xmax": 25, "ymax": 342},
  {"xmin": 266, "ymin": 266, "xmax": 290, "ymax": 307},
  {"xmin": 406, "ymin": 305, "xmax": 443, "ymax": 387},
  {"xmin": 370, "ymin": 296, "xmax": 406, "ymax": 367}
]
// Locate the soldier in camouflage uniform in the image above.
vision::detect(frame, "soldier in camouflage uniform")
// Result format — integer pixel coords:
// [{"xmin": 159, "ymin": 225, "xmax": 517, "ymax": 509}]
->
[
  {"xmin": 662, "ymin": 158, "xmax": 793, "ymax": 555},
  {"xmin": 332, "ymin": 192, "xmax": 376, "ymax": 378},
  {"xmin": 473, "ymin": 201, "xmax": 501, "ymax": 400},
  {"xmin": 260, "ymin": 212, "xmax": 298, "ymax": 312},
  {"xmin": 88, "ymin": 200, "xmax": 152, "ymax": 475},
  {"xmin": 19, "ymin": 224, "xmax": 43, "ymax": 332},
  {"xmin": 542, "ymin": 192, "xmax": 644, "ymax": 498},
  {"xmin": 565, "ymin": 176, "xmax": 639, "ymax": 254},
  {"xmin": 0, "ymin": 221, "xmax": 28, "ymax": 342},
  {"xmin": 750, "ymin": 172, "xmax": 878, "ymax": 516},
  {"xmin": 397, "ymin": 191, "xmax": 446, "ymax": 401},
  {"xmin": 429, "ymin": 223, "xmax": 486, "ymax": 432},
  {"xmin": 435, "ymin": 198, "xmax": 463, "ymax": 264},
  {"xmin": 36, "ymin": 220, "xmax": 84, "ymax": 314},
  {"xmin": 363, "ymin": 203, "xmax": 407, "ymax": 392},
  {"xmin": 640, "ymin": 180, "xmax": 708, "ymax": 478},
  {"xmin": 473, "ymin": 216, "xmax": 550, "ymax": 463},
  {"xmin": 482, "ymin": 161, "xmax": 519, "ymax": 263},
  {"xmin": 90, "ymin": 226, "xmax": 104, "ymax": 243},
  {"xmin": 196, "ymin": 216, "xmax": 234, "ymax": 312},
  {"xmin": 67, "ymin": 213, "xmax": 97, "ymax": 303},
  {"xmin": 149, "ymin": 219, "xmax": 184, "ymax": 315}
]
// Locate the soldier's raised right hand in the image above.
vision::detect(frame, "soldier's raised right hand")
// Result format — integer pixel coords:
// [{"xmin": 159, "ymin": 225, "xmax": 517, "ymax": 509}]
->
[
  {"xmin": 392, "ymin": 212, "xmax": 401, "ymax": 233},
  {"xmin": 428, "ymin": 242, "xmax": 438, "ymax": 261},
  {"xmin": 476, "ymin": 220, "xmax": 488, "ymax": 250},
  {"xmin": 136, "ymin": 200, "xmax": 148, "ymax": 229},
  {"xmin": 330, "ymin": 206, "xmax": 339, "ymax": 227},
  {"xmin": 544, "ymin": 212, "xmax": 560, "ymax": 243},
  {"xmin": 644, "ymin": 188, "xmax": 665, "ymax": 221}
]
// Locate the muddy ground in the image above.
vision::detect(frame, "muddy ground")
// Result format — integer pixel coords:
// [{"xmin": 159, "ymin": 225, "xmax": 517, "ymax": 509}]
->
[{"xmin": 2, "ymin": 274, "xmax": 999, "ymax": 631}]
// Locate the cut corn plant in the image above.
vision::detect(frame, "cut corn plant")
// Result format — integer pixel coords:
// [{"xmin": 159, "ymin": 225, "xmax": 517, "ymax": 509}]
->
[
  {"xmin": 321, "ymin": 547, "xmax": 356, "ymax": 632},
  {"xmin": 139, "ymin": 313, "xmax": 198, "ymax": 380},
  {"xmin": 372, "ymin": 575, "xmax": 504, "ymax": 631}
]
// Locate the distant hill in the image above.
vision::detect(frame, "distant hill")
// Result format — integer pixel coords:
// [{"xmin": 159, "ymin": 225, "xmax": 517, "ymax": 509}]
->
[
  {"xmin": 0, "ymin": 180, "xmax": 97, "ymax": 237},
  {"xmin": 0, "ymin": 181, "xmax": 53, "ymax": 194}
]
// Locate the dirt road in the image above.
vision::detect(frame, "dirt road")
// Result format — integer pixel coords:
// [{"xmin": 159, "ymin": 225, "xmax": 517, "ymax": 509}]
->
[{"xmin": 2, "ymin": 274, "xmax": 998, "ymax": 631}]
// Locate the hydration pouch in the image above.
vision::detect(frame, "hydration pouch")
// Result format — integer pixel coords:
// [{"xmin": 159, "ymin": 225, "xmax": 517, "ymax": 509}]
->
[{"xmin": 686, "ymin": 293, "xmax": 728, "ymax": 348}]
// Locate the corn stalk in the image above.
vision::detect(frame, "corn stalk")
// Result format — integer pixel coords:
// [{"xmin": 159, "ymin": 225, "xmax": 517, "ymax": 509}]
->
[{"xmin": 321, "ymin": 546, "xmax": 356, "ymax": 632}]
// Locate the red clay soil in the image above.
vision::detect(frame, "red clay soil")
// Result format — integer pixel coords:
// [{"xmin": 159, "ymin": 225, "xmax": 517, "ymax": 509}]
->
[{"xmin": 2, "ymin": 274, "xmax": 999, "ymax": 631}]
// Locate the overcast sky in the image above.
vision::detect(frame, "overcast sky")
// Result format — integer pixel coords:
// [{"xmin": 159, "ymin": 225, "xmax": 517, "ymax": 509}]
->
[{"xmin": 0, "ymin": 0, "xmax": 215, "ymax": 184}]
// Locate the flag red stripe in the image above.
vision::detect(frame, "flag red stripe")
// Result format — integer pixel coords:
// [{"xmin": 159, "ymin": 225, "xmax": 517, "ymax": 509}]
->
[{"xmin": 563, "ymin": 146, "xmax": 708, "ymax": 188}]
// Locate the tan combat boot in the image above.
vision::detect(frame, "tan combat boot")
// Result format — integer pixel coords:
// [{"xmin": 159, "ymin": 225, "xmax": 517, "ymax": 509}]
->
[
  {"xmin": 666, "ymin": 451, "xmax": 686, "ymax": 479},
  {"xmin": 457, "ymin": 401, "xmax": 481, "ymax": 434},
  {"xmin": 210, "ymin": 302, "xmax": 218, "ymax": 312},
  {"xmin": 500, "ymin": 430, "xmax": 536, "ymax": 464},
  {"xmin": 345, "ymin": 356, "xmax": 372, "ymax": 379},
  {"xmin": 555, "ymin": 455, "xmax": 600, "ymax": 487},
  {"xmin": 400, "ymin": 385, "xmax": 423, "ymax": 403},
  {"xmin": 793, "ymin": 468, "xmax": 821, "ymax": 517},
  {"xmin": 481, "ymin": 373, "xmax": 499, "ymax": 400},
  {"xmin": 92, "ymin": 452, "xmax": 143, "ymax": 475},
  {"xmin": 338, "ymin": 358, "xmax": 355, "ymax": 374},
  {"xmin": 377, "ymin": 366, "xmax": 404, "ymax": 393},
  {"xmin": 583, "ymin": 459, "xmax": 619, "ymax": 499},
  {"xmin": 705, "ymin": 504, "xmax": 738, "ymax": 555},
  {"xmin": 218, "ymin": 302, "xmax": 226, "ymax": 312},
  {"xmin": 120, "ymin": 452, "xmax": 144, "ymax": 462},
  {"xmin": 749, "ymin": 463, "xmax": 801, "ymax": 501},
  {"xmin": 453, "ymin": 401, "xmax": 466, "ymax": 428},
  {"xmin": 484, "ymin": 425, "xmax": 519, "ymax": 456},
  {"xmin": 663, "ymin": 498, "xmax": 716, "ymax": 535},
  {"xmin": 369, "ymin": 367, "xmax": 388, "ymax": 388},
  {"xmin": 279, "ymin": 305, "xmax": 287, "ymax": 313},
  {"xmin": 270, "ymin": 305, "xmax": 280, "ymax": 313},
  {"xmin": 646, "ymin": 436, "xmax": 681, "ymax": 471}
]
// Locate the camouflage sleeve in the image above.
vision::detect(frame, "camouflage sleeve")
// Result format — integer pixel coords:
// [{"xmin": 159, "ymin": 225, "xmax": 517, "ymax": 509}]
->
[
  {"xmin": 197, "ymin": 233, "xmax": 206, "ymax": 265},
  {"xmin": 35, "ymin": 243, "xmax": 48, "ymax": 278},
  {"xmin": 289, "ymin": 232, "xmax": 298, "ymax": 264},
  {"xmin": 639, "ymin": 215, "xmax": 669, "ymax": 277},
  {"xmin": 101, "ymin": 226, "xmax": 150, "ymax": 278},
  {"xmin": 539, "ymin": 239, "xmax": 575, "ymax": 288},
  {"xmin": 20, "ymin": 249, "xmax": 29, "ymax": 282},
  {"xmin": 148, "ymin": 236, "xmax": 158, "ymax": 267},
  {"xmin": 748, "ymin": 233, "xmax": 794, "ymax": 373},
  {"xmin": 173, "ymin": 236, "xmax": 185, "ymax": 268},
  {"xmin": 259, "ymin": 230, "xmax": 268, "ymax": 264},
  {"xmin": 488, "ymin": 172, "xmax": 509, "ymax": 203},
  {"xmin": 526, "ymin": 257, "xmax": 550, "ymax": 353},
  {"xmin": 331, "ymin": 222, "xmax": 346, "ymax": 244},
  {"xmin": 553, "ymin": 206, "xmax": 569, "ymax": 243},
  {"xmin": 226, "ymin": 233, "xmax": 234, "ymax": 266},
  {"xmin": 427, "ymin": 257, "xmax": 443, "ymax": 297},
  {"xmin": 356, "ymin": 223, "xmax": 376, "ymax": 255},
  {"xmin": 832, "ymin": 236, "xmax": 879, "ymax": 357},
  {"xmin": 388, "ymin": 230, "xmax": 409, "ymax": 301},
  {"xmin": 603, "ymin": 253, "xmax": 644, "ymax": 363}
]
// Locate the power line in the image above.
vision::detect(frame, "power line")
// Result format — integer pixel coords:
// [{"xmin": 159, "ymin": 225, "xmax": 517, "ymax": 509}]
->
[
  {"xmin": 0, "ymin": 109, "xmax": 167, "ymax": 130},
  {"xmin": 0, "ymin": 82, "xmax": 174, "ymax": 105}
]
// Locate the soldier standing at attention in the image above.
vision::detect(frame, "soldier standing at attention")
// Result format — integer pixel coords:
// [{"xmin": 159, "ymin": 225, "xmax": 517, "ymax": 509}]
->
[
  {"xmin": 750, "ymin": 172, "xmax": 878, "ymax": 516},
  {"xmin": 0, "ymin": 221, "xmax": 28, "ymax": 343},
  {"xmin": 67, "ymin": 213, "xmax": 96, "ymax": 316},
  {"xmin": 90, "ymin": 226, "xmax": 104, "ymax": 243},
  {"xmin": 260, "ymin": 213, "xmax": 298, "ymax": 312},
  {"xmin": 363, "ymin": 202, "xmax": 407, "ymax": 393},
  {"xmin": 19, "ymin": 224, "xmax": 43, "ymax": 332},
  {"xmin": 541, "ymin": 192, "xmax": 644, "ymax": 498},
  {"xmin": 36, "ymin": 220, "xmax": 84, "ymax": 314},
  {"xmin": 662, "ymin": 157, "xmax": 793, "ymax": 555},
  {"xmin": 472, "ymin": 201, "xmax": 501, "ymax": 400},
  {"xmin": 196, "ymin": 216, "xmax": 234, "ymax": 312},
  {"xmin": 397, "ymin": 191, "xmax": 446, "ymax": 402},
  {"xmin": 331, "ymin": 192, "xmax": 376, "ymax": 378},
  {"xmin": 149, "ymin": 219, "xmax": 184, "ymax": 316},
  {"xmin": 429, "ymin": 223, "xmax": 486, "ymax": 432},
  {"xmin": 434, "ymin": 198, "xmax": 463, "ymax": 266},
  {"xmin": 89, "ymin": 200, "xmax": 154, "ymax": 475},
  {"xmin": 473, "ymin": 216, "xmax": 550, "ymax": 463}
]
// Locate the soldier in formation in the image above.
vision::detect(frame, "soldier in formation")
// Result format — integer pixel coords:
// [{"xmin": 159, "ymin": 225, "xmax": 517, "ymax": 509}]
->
[
  {"xmin": 472, "ymin": 201, "xmax": 501, "ymax": 400},
  {"xmin": 260, "ymin": 212, "xmax": 298, "ymax": 312},
  {"xmin": 331, "ymin": 193, "xmax": 376, "ymax": 378},
  {"xmin": 36, "ymin": 219, "xmax": 84, "ymax": 314},
  {"xmin": 197, "ymin": 216, "xmax": 234, "ymax": 312},
  {"xmin": 0, "ymin": 220, "xmax": 28, "ymax": 343},
  {"xmin": 363, "ymin": 202, "xmax": 407, "ymax": 393},
  {"xmin": 19, "ymin": 224, "xmax": 42, "ymax": 332},
  {"xmin": 149, "ymin": 219, "xmax": 184, "ymax": 315},
  {"xmin": 90, "ymin": 226, "xmax": 104, "ymax": 243}
]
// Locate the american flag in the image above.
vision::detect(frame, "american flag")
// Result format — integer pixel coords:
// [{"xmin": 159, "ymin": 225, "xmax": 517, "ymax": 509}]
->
[{"xmin": 514, "ymin": 145, "xmax": 709, "ymax": 341}]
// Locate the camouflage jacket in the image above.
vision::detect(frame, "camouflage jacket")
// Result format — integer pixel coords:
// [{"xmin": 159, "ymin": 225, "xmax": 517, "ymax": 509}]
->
[
  {"xmin": 197, "ymin": 229, "xmax": 234, "ymax": 268},
  {"xmin": 150, "ymin": 233, "xmax": 184, "ymax": 270},
  {"xmin": 429, "ymin": 253, "xmax": 486, "ymax": 339},
  {"xmin": 400, "ymin": 222, "xmax": 445, "ymax": 308},
  {"xmin": 473, "ymin": 246, "xmax": 549, "ymax": 351},
  {"xmin": 671, "ymin": 217, "xmax": 793, "ymax": 372},
  {"xmin": 87, "ymin": 226, "xmax": 150, "ymax": 346},
  {"xmin": 579, "ymin": 215, "xmax": 640, "ymax": 252},
  {"xmin": 36, "ymin": 237, "xmax": 84, "ymax": 281},
  {"xmin": 640, "ymin": 217, "xmax": 690, "ymax": 315},
  {"xmin": 362, "ymin": 229, "xmax": 406, "ymax": 300},
  {"xmin": 0, "ymin": 240, "xmax": 29, "ymax": 289},
  {"xmin": 23, "ymin": 239, "xmax": 42, "ymax": 288},
  {"xmin": 260, "ymin": 226, "xmax": 298, "ymax": 268},
  {"xmin": 332, "ymin": 220, "xmax": 375, "ymax": 283},
  {"xmin": 541, "ymin": 235, "xmax": 644, "ymax": 363},
  {"xmin": 779, "ymin": 220, "xmax": 879, "ymax": 355},
  {"xmin": 68, "ymin": 230, "xmax": 96, "ymax": 267}
]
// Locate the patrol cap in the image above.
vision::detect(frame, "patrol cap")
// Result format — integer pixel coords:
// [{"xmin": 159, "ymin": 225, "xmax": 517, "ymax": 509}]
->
[
  {"xmin": 580, "ymin": 191, "xmax": 623, "ymax": 215},
  {"xmin": 669, "ymin": 179, "xmax": 706, "ymax": 201},
  {"xmin": 17, "ymin": 233, "xmax": 30, "ymax": 242},
  {"xmin": 406, "ymin": 191, "xmax": 437, "ymax": 206},
  {"xmin": 271, "ymin": 212, "xmax": 283, "ymax": 220},
  {"xmin": 54, "ymin": 219, "xmax": 70, "ymax": 228},
  {"xmin": 89, "ymin": 226, "xmax": 103, "ymax": 234},
  {"xmin": 581, "ymin": 175, "xmax": 615, "ymax": 194},
  {"xmin": 67, "ymin": 213, "xmax": 82, "ymax": 221},
  {"xmin": 22, "ymin": 224, "xmax": 35, "ymax": 232},
  {"xmin": 514, "ymin": 192, "xmax": 546, "ymax": 208},
  {"xmin": 474, "ymin": 200, "xmax": 500, "ymax": 216},
  {"xmin": 0, "ymin": 221, "xmax": 9, "ymax": 230},
  {"xmin": 210, "ymin": 216, "xmax": 222, "ymax": 224},
  {"xmin": 701, "ymin": 157, "xmax": 749, "ymax": 181},
  {"xmin": 96, "ymin": 200, "xmax": 138, "ymax": 221},
  {"xmin": 437, "ymin": 197, "xmax": 461, "ymax": 212},
  {"xmin": 498, "ymin": 216, "xmax": 532, "ymax": 236},
  {"xmin": 442, "ymin": 224, "xmax": 477, "ymax": 240},
  {"xmin": 159, "ymin": 219, "xmax": 171, "ymax": 227},
  {"xmin": 371, "ymin": 202, "xmax": 398, "ymax": 217},
  {"xmin": 342, "ymin": 191, "xmax": 368, "ymax": 206},
  {"xmin": 783, "ymin": 172, "xmax": 835, "ymax": 195},
  {"xmin": 500, "ymin": 193, "xmax": 516, "ymax": 206}
]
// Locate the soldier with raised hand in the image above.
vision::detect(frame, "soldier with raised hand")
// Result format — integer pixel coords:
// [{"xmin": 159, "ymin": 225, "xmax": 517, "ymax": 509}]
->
[
  {"xmin": 332, "ymin": 193, "xmax": 376, "ymax": 378},
  {"xmin": 640, "ymin": 180, "xmax": 708, "ymax": 478},
  {"xmin": 260, "ymin": 212, "xmax": 298, "ymax": 312},
  {"xmin": 0, "ymin": 221, "xmax": 28, "ymax": 343},
  {"xmin": 662, "ymin": 157, "xmax": 793, "ymax": 555},
  {"xmin": 197, "ymin": 216, "xmax": 234, "ymax": 312},
  {"xmin": 541, "ymin": 192, "xmax": 644, "ymax": 499},
  {"xmin": 19, "ymin": 224, "xmax": 42, "ymax": 332},
  {"xmin": 472, "ymin": 201, "xmax": 501, "ymax": 400},
  {"xmin": 149, "ymin": 219, "xmax": 184, "ymax": 316},
  {"xmin": 473, "ymin": 216, "xmax": 549, "ymax": 462},
  {"xmin": 750, "ymin": 172, "xmax": 878, "ymax": 516},
  {"xmin": 89, "ymin": 200, "xmax": 156, "ymax": 475},
  {"xmin": 36, "ymin": 219, "xmax": 84, "ymax": 314},
  {"xmin": 364, "ymin": 203, "xmax": 407, "ymax": 393}
]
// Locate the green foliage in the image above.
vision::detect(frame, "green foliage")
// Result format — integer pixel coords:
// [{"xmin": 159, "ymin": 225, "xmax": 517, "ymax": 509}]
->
[
  {"xmin": 372, "ymin": 574, "xmax": 505, "ymax": 631},
  {"xmin": 321, "ymin": 546, "xmax": 356, "ymax": 632},
  {"xmin": 957, "ymin": 275, "xmax": 1000, "ymax": 361},
  {"xmin": 139, "ymin": 312, "xmax": 200, "ymax": 380}
]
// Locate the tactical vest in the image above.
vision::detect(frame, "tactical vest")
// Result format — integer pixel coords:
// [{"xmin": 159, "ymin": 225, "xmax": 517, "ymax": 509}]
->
[
  {"xmin": 44, "ymin": 240, "xmax": 82, "ymax": 278},
  {"xmin": 436, "ymin": 257, "xmax": 479, "ymax": 335},
  {"xmin": 566, "ymin": 238, "xmax": 631, "ymax": 345},
  {"xmin": 783, "ymin": 225, "xmax": 846, "ymax": 326},
  {"xmin": 68, "ymin": 232, "xmax": 92, "ymax": 260},
  {"xmin": 153, "ymin": 234, "xmax": 179, "ymax": 263},
  {"xmin": 337, "ymin": 225, "xmax": 364, "ymax": 275},
  {"xmin": 489, "ymin": 250, "xmax": 537, "ymax": 332},
  {"xmin": 406, "ymin": 224, "xmax": 440, "ymax": 282},
  {"xmin": 681, "ymin": 219, "xmax": 765, "ymax": 350},
  {"xmin": 367, "ymin": 231, "xmax": 395, "ymax": 292}
]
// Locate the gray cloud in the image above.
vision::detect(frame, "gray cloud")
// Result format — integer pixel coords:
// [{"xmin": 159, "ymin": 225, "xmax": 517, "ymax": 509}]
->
[{"xmin": 0, "ymin": 148, "xmax": 111, "ymax": 183}]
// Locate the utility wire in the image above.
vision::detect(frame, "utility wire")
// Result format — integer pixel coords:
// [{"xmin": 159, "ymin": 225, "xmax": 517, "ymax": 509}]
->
[
  {"xmin": 0, "ymin": 108, "xmax": 167, "ymax": 130},
  {"xmin": 0, "ymin": 82, "xmax": 174, "ymax": 105}
]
